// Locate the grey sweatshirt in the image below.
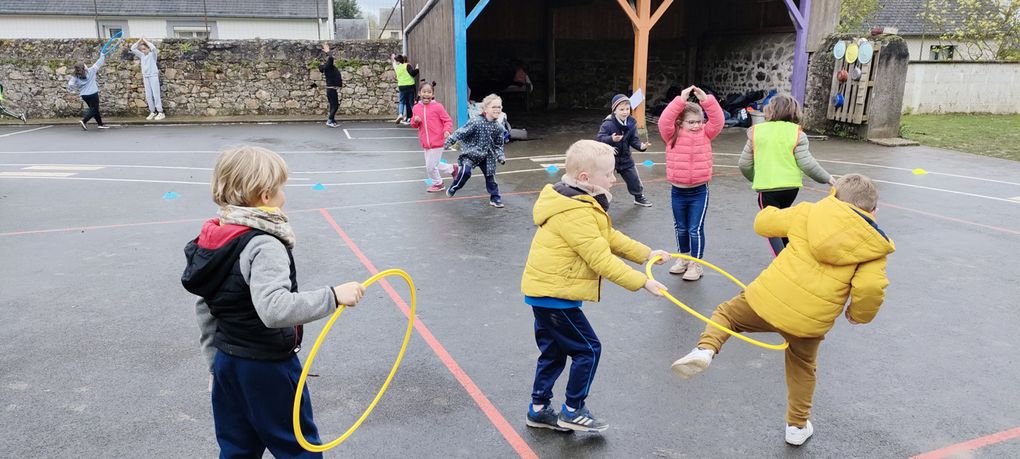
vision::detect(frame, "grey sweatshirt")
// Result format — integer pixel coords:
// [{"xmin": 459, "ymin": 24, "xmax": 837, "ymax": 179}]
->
[
  {"xmin": 738, "ymin": 129, "xmax": 832, "ymax": 189},
  {"xmin": 196, "ymin": 234, "xmax": 337, "ymax": 371},
  {"xmin": 66, "ymin": 53, "xmax": 105, "ymax": 96},
  {"xmin": 130, "ymin": 40, "xmax": 160, "ymax": 77}
]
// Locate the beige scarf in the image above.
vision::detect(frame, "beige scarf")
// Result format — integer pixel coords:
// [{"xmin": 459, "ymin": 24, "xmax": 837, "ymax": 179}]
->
[{"xmin": 218, "ymin": 205, "xmax": 296, "ymax": 248}]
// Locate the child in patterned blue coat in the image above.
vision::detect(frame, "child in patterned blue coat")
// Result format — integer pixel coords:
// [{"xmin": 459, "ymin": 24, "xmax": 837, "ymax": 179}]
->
[{"xmin": 444, "ymin": 94, "xmax": 508, "ymax": 208}]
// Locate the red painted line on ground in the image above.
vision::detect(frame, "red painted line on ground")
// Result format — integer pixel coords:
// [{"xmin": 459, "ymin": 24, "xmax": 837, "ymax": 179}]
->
[
  {"xmin": 803, "ymin": 186, "xmax": 1020, "ymax": 237},
  {"xmin": 911, "ymin": 426, "xmax": 1020, "ymax": 459},
  {"xmin": 0, "ymin": 216, "xmax": 208, "ymax": 237},
  {"xmin": 318, "ymin": 208, "xmax": 538, "ymax": 459}
]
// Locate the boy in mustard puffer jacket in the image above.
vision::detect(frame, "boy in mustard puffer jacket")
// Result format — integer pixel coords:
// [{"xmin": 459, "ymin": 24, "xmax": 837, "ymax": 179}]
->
[
  {"xmin": 671, "ymin": 173, "xmax": 894, "ymax": 446},
  {"xmin": 521, "ymin": 140, "xmax": 671, "ymax": 433}
]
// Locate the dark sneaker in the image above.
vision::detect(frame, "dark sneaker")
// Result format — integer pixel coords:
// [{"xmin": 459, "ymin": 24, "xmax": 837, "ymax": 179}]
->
[
  {"xmin": 526, "ymin": 405, "xmax": 570, "ymax": 432},
  {"xmin": 556, "ymin": 404, "xmax": 608, "ymax": 432},
  {"xmin": 446, "ymin": 187, "xmax": 456, "ymax": 198},
  {"xmin": 489, "ymin": 198, "xmax": 504, "ymax": 208},
  {"xmin": 79, "ymin": 120, "xmax": 88, "ymax": 131},
  {"xmin": 633, "ymin": 195, "xmax": 652, "ymax": 207}
]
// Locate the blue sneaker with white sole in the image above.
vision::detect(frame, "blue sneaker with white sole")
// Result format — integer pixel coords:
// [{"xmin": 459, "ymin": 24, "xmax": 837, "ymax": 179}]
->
[
  {"xmin": 526, "ymin": 405, "xmax": 570, "ymax": 432},
  {"xmin": 556, "ymin": 404, "xmax": 608, "ymax": 432}
]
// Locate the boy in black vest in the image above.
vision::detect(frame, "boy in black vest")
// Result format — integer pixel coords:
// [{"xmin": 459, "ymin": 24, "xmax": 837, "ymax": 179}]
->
[{"xmin": 182, "ymin": 146, "xmax": 365, "ymax": 458}]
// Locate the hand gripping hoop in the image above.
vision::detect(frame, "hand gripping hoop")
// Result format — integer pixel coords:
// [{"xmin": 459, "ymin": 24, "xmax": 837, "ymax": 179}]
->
[
  {"xmin": 646, "ymin": 254, "xmax": 788, "ymax": 351},
  {"xmin": 293, "ymin": 268, "xmax": 416, "ymax": 452}
]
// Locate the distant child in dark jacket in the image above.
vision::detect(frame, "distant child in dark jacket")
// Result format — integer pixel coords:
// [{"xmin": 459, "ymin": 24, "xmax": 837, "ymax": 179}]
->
[
  {"xmin": 319, "ymin": 43, "xmax": 344, "ymax": 127},
  {"xmin": 596, "ymin": 94, "xmax": 652, "ymax": 207}
]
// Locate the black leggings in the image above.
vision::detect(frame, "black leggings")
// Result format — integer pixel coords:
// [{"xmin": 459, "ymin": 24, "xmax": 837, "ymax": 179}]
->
[
  {"xmin": 758, "ymin": 188, "xmax": 799, "ymax": 256},
  {"xmin": 81, "ymin": 93, "xmax": 103, "ymax": 126},
  {"xmin": 326, "ymin": 88, "xmax": 339, "ymax": 122},
  {"xmin": 398, "ymin": 85, "xmax": 415, "ymax": 120}
]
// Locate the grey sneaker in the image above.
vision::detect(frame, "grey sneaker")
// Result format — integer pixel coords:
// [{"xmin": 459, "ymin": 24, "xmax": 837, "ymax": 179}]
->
[
  {"xmin": 79, "ymin": 120, "xmax": 87, "ymax": 131},
  {"xmin": 682, "ymin": 262, "xmax": 704, "ymax": 281},
  {"xmin": 489, "ymin": 198, "xmax": 504, "ymax": 208},
  {"xmin": 669, "ymin": 258, "xmax": 688, "ymax": 275},
  {"xmin": 556, "ymin": 404, "xmax": 608, "ymax": 432},
  {"xmin": 526, "ymin": 405, "xmax": 570, "ymax": 432},
  {"xmin": 634, "ymin": 195, "xmax": 652, "ymax": 207}
]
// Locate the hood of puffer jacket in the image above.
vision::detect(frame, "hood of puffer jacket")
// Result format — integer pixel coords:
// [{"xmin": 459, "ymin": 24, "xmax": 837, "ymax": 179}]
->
[
  {"xmin": 805, "ymin": 196, "xmax": 895, "ymax": 265},
  {"xmin": 532, "ymin": 184, "xmax": 604, "ymax": 227}
]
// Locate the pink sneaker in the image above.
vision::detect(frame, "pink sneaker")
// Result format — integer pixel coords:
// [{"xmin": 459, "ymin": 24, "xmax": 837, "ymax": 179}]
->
[{"xmin": 427, "ymin": 183, "xmax": 446, "ymax": 193}]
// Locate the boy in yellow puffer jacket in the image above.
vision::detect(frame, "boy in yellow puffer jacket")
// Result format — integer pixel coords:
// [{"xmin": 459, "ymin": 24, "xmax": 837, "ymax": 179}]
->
[
  {"xmin": 671, "ymin": 173, "xmax": 894, "ymax": 446},
  {"xmin": 521, "ymin": 140, "xmax": 671, "ymax": 433}
]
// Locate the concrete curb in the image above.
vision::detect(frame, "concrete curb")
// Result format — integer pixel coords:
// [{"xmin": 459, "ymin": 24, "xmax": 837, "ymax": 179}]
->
[{"xmin": 0, "ymin": 114, "xmax": 396, "ymax": 126}]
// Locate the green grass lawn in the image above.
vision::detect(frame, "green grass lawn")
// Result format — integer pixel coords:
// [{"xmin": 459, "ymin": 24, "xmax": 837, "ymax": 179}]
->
[{"xmin": 900, "ymin": 114, "xmax": 1020, "ymax": 162}]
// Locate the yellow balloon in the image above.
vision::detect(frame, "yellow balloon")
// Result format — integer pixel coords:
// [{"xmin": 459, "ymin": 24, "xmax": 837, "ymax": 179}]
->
[{"xmin": 845, "ymin": 43, "xmax": 860, "ymax": 63}]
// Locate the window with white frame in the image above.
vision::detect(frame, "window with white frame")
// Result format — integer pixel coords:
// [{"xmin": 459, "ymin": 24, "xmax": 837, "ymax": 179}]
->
[
  {"xmin": 174, "ymin": 26, "xmax": 211, "ymax": 39},
  {"xmin": 389, "ymin": 31, "xmax": 399, "ymax": 39},
  {"xmin": 98, "ymin": 21, "xmax": 128, "ymax": 38}
]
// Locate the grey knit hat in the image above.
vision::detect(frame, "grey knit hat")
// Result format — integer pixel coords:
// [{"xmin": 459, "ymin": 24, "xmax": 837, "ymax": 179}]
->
[{"xmin": 611, "ymin": 94, "xmax": 630, "ymax": 112}]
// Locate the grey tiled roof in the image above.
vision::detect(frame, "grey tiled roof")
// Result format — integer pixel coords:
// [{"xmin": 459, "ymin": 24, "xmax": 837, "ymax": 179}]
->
[
  {"xmin": 0, "ymin": 0, "xmax": 330, "ymax": 19},
  {"xmin": 869, "ymin": 0, "xmax": 967, "ymax": 36}
]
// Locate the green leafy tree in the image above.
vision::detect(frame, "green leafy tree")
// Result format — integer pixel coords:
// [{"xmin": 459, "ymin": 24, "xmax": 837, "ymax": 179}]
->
[
  {"xmin": 334, "ymin": 0, "xmax": 362, "ymax": 19},
  {"xmin": 922, "ymin": 0, "xmax": 1019, "ymax": 60},
  {"xmin": 838, "ymin": 0, "xmax": 882, "ymax": 33}
]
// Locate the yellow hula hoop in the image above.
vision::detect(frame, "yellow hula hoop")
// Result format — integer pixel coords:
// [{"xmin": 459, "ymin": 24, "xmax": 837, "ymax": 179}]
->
[
  {"xmin": 293, "ymin": 268, "xmax": 416, "ymax": 452},
  {"xmin": 645, "ymin": 254, "xmax": 788, "ymax": 351}
]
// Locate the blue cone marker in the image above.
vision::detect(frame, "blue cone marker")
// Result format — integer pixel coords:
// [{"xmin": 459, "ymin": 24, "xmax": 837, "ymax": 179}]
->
[
  {"xmin": 424, "ymin": 179, "xmax": 433, "ymax": 185},
  {"xmin": 312, "ymin": 183, "xmax": 326, "ymax": 190},
  {"xmin": 162, "ymin": 191, "xmax": 179, "ymax": 200},
  {"xmin": 643, "ymin": 159, "xmax": 655, "ymax": 167},
  {"xmin": 439, "ymin": 158, "xmax": 447, "ymax": 164},
  {"xmin": 546, "ymin": 165, "xmax": 559, "ymax": 173}
]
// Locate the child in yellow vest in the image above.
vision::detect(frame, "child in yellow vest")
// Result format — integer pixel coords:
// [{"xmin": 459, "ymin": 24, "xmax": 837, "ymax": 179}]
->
[
  {"xmin": 521, "ymin": 140, "xmax": 671, "ymax": 432},
  {"xmin": 671, "ymin": 174, "xmax": 894, "ymax": 446},
  {"xmin": 738, "ymin": 94, "xmax": 834, "ymax": 255}
]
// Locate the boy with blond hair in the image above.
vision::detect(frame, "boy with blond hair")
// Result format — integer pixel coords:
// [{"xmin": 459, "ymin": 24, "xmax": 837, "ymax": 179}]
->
[
  {"xmin": 182, "ymin": 146, "xmax": 366, "ymax": 457},
  {"xmin": 671, "ymin": 173, "xmax": 894, "ymax": 445},
  {"xmin": 521, "ymin": 139, "xmax": 671, "ymax": 432}
]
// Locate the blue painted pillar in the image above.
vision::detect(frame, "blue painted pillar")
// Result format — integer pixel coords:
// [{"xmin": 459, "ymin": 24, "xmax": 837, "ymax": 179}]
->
[{"xmin": 453, "ymin": 0, "xmax": 469, "ymax": 127}]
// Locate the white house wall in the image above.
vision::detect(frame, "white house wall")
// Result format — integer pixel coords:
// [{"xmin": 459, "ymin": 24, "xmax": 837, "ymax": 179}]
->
[
  {"xmin": 903, "ymin": 62, "xmax": 1020, "ymax": 114},
  {"xmin": 903, "ymin": 37, "xmax": 999, "ymax": 61},
  {"xmin": 215, "ymin": 18, "xmax": 322, "ymax": 40},
  {"xmin": 0, "ymin": 16, "xmax": 96, "ymax": 39},
  {"xmin": 128, "ymin": 18, "xmax": 168, "ymax": 38}
]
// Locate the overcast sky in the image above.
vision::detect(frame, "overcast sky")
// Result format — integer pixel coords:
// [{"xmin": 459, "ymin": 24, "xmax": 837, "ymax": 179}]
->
[{"xmin": 357, "ymin": 0, "xmax": 402, "ymax": 21}]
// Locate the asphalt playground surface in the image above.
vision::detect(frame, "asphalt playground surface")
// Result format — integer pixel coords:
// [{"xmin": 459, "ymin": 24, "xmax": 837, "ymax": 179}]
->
[{"xmin": 1, "ymin": 120, "xmax": 1019, "ymax": 458}]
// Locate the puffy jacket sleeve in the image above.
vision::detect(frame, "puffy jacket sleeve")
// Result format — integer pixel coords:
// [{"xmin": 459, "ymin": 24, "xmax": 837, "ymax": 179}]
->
[
  {"xmin": 595, "ymin": 119, "xmax": 616, "ymax": 145},
  {"xmin": 701, "ymin": 95, "xmax": 724, "ymax": 140},
  {"xmin": 557, "ymin": 209, "xmax": 648, "ymax": 291},
  {"xmin": 409, "ymin": 104, "xmax": 422, "ymax": 128},
  {"xmin": 846, "ymin": 256, "xmax": 890, "ymax": 324},
  {"xmin": 738, "ymin": 128, "xmax": 755, "ymax": 182},
  {"xmin": 753, "ymin": 203, "xmax": 806, "ymax": 238},
  {"xmin": 241, "ymin": 236, "xmax": 338, "ymax": 328},
  {"xmin": 793, "ymin": 131, "xmax": 833, "ymax": 184},
  {"xmin": 658, "ymin": 96, "xmax": 685, "ymax": 143},
  {"xmin": 609, "ymin": 229, "xmax": 651, "ymax": 265}
]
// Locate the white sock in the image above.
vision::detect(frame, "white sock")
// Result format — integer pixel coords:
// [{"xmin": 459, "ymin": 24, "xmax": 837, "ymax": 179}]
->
[
  {"xmin": 565, "ymin": 405, "xmax": 577, "ymax": 412},
  {"xmin": 531, "ymin": 404, "xmax": 545, "ymax": 412}
]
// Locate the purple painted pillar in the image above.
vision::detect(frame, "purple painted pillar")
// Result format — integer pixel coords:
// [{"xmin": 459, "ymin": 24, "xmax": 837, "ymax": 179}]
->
[{"xmin": 783, "ymin": 0, "xmax": 811, "ymax": 103}]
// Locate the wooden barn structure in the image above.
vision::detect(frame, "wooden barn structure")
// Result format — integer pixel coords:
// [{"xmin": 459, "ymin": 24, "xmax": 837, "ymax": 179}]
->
[{"xmin": 403, "ymin": 0, "xmax": 840, "ymax": 127}]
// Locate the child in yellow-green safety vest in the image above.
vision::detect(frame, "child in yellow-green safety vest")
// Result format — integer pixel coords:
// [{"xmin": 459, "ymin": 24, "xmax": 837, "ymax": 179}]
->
[{"xmin": 390, "ymin": 53, "xmax": 420, "ymax": 125}]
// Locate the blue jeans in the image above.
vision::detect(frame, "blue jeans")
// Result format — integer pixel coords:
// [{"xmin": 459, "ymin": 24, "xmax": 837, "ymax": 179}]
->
[
  {"xmin": 212, "ymin": 352, "xmax": 322, "ymax": 459},
  {"xmin": 531, "ymin": 306, "xmax": 601, "ymax": 410},
  {"xmin": 671, "ymin": 184, "xmax": 709, "ymax": 259}
]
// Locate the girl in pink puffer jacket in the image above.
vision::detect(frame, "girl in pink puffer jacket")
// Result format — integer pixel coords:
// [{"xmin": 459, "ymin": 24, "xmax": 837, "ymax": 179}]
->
[
  {"xmin": 657, "ymin": 85, "xmax": 724, "ymax": 281},
  {"xmin": 410, "ymin": 82, "xmax": 459, "ymax": 193}
]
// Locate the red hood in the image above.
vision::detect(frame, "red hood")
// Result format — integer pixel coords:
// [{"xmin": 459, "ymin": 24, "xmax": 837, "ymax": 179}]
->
[{"xmin": 197, "ymin": 219, "xmax": 252, "ymax": 250}]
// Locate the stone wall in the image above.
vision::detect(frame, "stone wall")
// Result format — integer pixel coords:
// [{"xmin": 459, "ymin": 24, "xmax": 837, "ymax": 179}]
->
[
  {"xmin": 0, "ymin": 39, "xmax": 401, "ymax": 119},
  {"xmin": 696, "ymin": 33, "xmax": 795, "ymax": 97}
]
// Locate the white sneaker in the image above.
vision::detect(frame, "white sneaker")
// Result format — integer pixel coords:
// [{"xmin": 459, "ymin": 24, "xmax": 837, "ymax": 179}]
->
[
  {"xmin": 682, "ymin": 262, "xmax": 704, "ymax": 281},
  {"xmin": 146, "ymin": 113, "xmax": 156, "ymax": 120},
  {"xmin": 669, "ymin": 257, "xmax": 689, "ymax": 275},
  {"xmin": 671, "ymin": 347, "xmax": 714, "ymax": 379},
  {"xmin": 785, "ymin": 420, "xmax": 814, "ymax": 446},
  {"xmin": 154, "ymin": 112, "xmax": 165, "ymax": 120}
]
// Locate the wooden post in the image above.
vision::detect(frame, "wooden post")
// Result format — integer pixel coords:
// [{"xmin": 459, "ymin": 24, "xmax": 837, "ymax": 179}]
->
[{"xmin": 615, "ymin": 0, "xmax": 674, "ymax": 131}]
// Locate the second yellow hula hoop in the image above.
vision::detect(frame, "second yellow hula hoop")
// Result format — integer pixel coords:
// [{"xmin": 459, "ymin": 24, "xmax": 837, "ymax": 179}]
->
[
  {"xmin": 293, "ymin": 268, "xmax": 416, "ymax": 452},
  {"xmin": 646, "ymin": 254, "xmax": 788, "ymax": 351}
]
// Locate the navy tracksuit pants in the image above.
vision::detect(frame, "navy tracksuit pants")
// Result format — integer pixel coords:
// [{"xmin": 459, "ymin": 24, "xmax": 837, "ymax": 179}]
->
[
  {"xmin": 530, "ymin": 306, "xmax": 602, "ymax": 410},
  {"xmin": 212, "ymin": 351, "xmax": 322, "ymax": 459}
]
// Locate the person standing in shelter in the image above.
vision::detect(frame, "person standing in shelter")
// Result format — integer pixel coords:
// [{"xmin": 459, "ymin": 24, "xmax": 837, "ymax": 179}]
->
[
  {"xmin": 67, "ymin": 51, "xmax": 109, "ymax": 131},
  {"xmin": 596, "ymin": 94, "xmax": 652, "ymax": 207},
  {"xmin": 410, "ymin": 82, "xmax": 459, "ymax": 193},
  {"xmin": 390, "ymin": 53, "xmax": 419, "ymax": 125},
  {"xmin": 658, "ymin": 85, "xmax": 724, "ymax": 281},
  {"xmin": 319, "ymin": 43, "xmax": 343, "ymax": 128},
  {"xmin": 738, "ymin": 94, "xmax": 834, "ymax": 255},
  {"xmin": 444, "ymin": 94, "xmax": 506, "ymax": 207},
  {"xmin": 130, "ymin": 37, "xmax": 165, "ymax": 120}
]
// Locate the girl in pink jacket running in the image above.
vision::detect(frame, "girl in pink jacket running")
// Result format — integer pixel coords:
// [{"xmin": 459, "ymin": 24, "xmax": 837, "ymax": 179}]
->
[
  {"xmin": 658, "ymin": 85, "xmax": 724, "ymax": 281},
  {"xmin": 410, "ymin": 82, "xmax": 459, "ymax": 193}
]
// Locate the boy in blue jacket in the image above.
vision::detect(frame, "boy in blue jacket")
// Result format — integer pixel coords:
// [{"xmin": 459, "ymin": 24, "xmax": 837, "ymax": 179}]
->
[{"xmin": 596, "ymin": 94, "xmax": 652, "ymax": 207}]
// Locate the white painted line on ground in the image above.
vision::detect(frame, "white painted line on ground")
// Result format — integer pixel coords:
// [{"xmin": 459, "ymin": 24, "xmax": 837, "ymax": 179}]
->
[
  {"xmin": 818, "ymin": 159, "xmax": 1020, "ymax": 187},
  {"xmin": 0, "ymin": 176, "xmax": 206, "ymax": 185},
  {"xmin": 1, "ymin": 163, "xmax": 213, "ymax": 171},
  {"xmin": 343, "ymin": 129, "xmax": 352, "ymax": 140},
  {"xmin": 0, "ymin": 125, "xmax": 53, "ymax": 138},
  {"xmin": 0, "ymin": 171, "xmax": 77, "ymax": 177},
  {"xmin": 871, "ymin": 179, "xmax": 1020, "ymax": 205},
  {"xmin": 22, "ymin": 165, "xmax": 104, "ymax": 171},
  {"xmin": 539, "ymin": 163, "xmax": 566, "ymax": 168},
  {"xmin": 1009, "ymin": 196, "xmax": 1020, "ymax": 202}
]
